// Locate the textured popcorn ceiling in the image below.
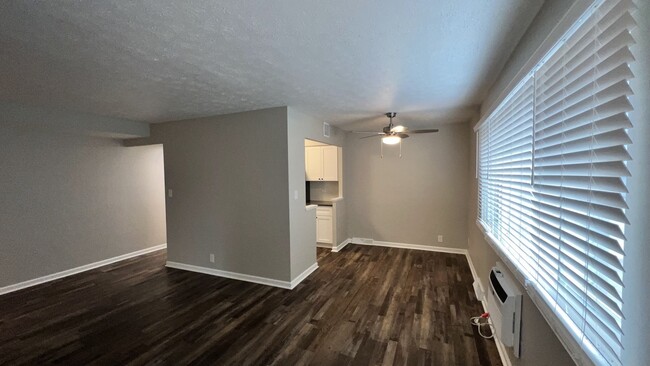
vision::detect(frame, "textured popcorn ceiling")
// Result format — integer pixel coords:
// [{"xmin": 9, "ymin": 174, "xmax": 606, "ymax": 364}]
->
[{"xmin": 0, "ymin": 0, "xmax": 543, "ymax": 128}]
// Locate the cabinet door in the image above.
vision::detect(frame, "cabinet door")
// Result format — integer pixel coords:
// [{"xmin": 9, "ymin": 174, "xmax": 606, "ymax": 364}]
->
[
  {"xmin": 316, "ymin": 216, "xmax": 333, "ymax": 244},
  {"xmin": 305, "ymin": 147, "xmax": 323, "ymax": 181},
  {"xmin": 321, "ymin": 146, "xmax": 338, "ymax": 181}
]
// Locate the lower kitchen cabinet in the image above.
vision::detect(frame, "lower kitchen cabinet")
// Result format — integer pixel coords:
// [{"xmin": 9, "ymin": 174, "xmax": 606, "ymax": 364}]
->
[{"xmin": 316, "ymin": 206, "xmax": 333, "ymax": 244}]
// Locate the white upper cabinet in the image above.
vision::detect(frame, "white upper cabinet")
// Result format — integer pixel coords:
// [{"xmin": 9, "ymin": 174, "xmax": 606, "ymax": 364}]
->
[
  {"xmin": 321, "ymin": 146, "xmax": 338, "ymax": 181},
  {"xmin": 305, "ymin": 146, "xmax": 323, "ymax": 181},
  {"xmin": 305, "ymin": 146, "xmax": 338, "ymax": 181}
]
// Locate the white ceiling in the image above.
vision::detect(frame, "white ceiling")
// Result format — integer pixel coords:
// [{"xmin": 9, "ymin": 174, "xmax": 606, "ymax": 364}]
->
[{"xmin": 0, "ymin": 0, "xmax": 543, "ymax": 129}]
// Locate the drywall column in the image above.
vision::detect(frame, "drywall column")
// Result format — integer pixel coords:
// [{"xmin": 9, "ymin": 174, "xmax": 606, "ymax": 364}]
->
[
  {"xmin": 128, "ymin": 107, "xmax": 293, "ymax": 282},
  {"xmin": 286, "ymin": 107, "xmax": 345, "ymax": 281}
]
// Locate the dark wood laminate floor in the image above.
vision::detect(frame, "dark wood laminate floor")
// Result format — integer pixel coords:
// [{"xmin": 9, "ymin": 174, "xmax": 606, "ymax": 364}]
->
[{"xmin": 0, "ymin": 245, "xmax": 502, "ymax": 366}]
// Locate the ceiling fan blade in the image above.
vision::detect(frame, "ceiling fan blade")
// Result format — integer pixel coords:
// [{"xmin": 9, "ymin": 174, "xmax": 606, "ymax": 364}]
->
[
  {"xmin": 391, "ymin": 125, "xmax": 408, "ymax": 133},
  {"xmin": 410, "ymin": 129, "xmax": 439, "ymax": 134},
  {"xmin": 351, "ymin": 131, "xmax": 384, "ymax": 134},
  {"xmin": 397, "ymin": 133, "xmax": 409, "ymax": 139},
  {"xmin": 360, "ymin": 134, "xmax": 385, "ymax": 139}
]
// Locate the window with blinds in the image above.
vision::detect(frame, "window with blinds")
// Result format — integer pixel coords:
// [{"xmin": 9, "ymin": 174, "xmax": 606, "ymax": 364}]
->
[{"xmin": 476, "ymin": 0, "xmax": 635, "ymax": 365}]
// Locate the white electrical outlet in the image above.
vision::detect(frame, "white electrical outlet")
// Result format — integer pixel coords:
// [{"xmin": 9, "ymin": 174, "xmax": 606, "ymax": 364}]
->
[
  {"xmin": 209, "ymin": 253, "xmax": 215, "ymax": 263},
  {"xmin": 168, "ymin": 189, "xmax": 173, "ymax": 198},
  {"xmin": 437, "ymin": 235, "xmax": 443, "ymax": 243},
  {"xmin": 294, "ymin": 190, "xmax": 299, "ymax": 200}
]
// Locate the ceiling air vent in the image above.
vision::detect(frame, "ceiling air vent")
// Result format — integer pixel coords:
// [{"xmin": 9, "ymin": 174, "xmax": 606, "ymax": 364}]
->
[{"xmin": 323, "ymin": 122, "xmax": 330, "ymax": 138}]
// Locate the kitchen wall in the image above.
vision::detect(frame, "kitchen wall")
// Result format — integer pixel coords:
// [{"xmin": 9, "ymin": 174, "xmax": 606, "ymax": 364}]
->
[
  {"xmin": 308, "ymin": 181, "xmax": 339, "ymax": 201},
  {"xmin": 0, "ymin": 104, "xmax": 166, "ymax": 288},
  {"xmin": 344, "ymin": 122, "xmax": 469, "ymax": 249},
  {"xmin": 287, "ymin": 107, "xmax": 346, "ymax": 279},
  {"xmin": 128, "ymin": 107, "xmax": 293, "ymax": 281}
]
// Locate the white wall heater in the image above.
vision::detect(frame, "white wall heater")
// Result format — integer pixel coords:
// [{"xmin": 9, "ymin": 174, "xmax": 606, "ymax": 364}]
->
[{"xmin": 487, "ymin": 265, "xmax": 522, "ymax": 357}]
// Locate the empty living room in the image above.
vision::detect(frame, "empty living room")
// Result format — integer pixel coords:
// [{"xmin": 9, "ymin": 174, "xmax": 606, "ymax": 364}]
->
[{"xmin": 0, "ymin": 0, "xmax": 648, "ymax": 365}]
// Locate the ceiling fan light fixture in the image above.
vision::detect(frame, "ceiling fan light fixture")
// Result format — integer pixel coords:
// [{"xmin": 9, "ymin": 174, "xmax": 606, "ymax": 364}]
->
[{"xmin": 382, "ymin": 135, "xmax": 401, "ymax": 145}]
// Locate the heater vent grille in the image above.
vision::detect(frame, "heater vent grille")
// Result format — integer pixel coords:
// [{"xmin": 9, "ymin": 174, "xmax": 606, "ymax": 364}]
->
[
  {"xmin": 323, "ymin": 122, "xmax": 330, "ymax": 138},
  {"xmin": 487, "ymin": 266, "xmax": 522, "ymax": 357}
]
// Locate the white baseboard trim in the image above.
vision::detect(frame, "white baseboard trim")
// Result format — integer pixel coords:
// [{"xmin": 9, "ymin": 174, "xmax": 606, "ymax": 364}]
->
[
  {"xmin": 290, "ymin": 262, "xmax": 319, "ymax": 289},
  {"xmin": 165, "ymin": 260, "xmax": 318, "ymax": 290},
  {"xmin": 465, "ymin": 251, "xmax": 512, "ymax": 366},
  {"xmin": 350, "ymin": 238, "xmax": 468, "ymax": 255},
  {"xmin": 465, "ymin": 251, "xmax": 482, "ymax": 291},
  {"xmin": 0, "ymin": 243, "xmax": 168, "ymax": 295},
  {"xmin": 316, "ymin": 243, "xmax": 334, "ymax": 249},
  {"xmin": 332, "ymin": 238, "xmax": 351, "ymax": 252},
  {"xmin": 166, "ymin": 261, "xmax": 293, "ymax": 289}
]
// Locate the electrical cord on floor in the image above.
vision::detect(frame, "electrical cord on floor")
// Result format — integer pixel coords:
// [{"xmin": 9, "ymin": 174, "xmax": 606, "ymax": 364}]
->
[{"xmin": 470, "ymin": 313, "xmax": 494, "ymax": 339}]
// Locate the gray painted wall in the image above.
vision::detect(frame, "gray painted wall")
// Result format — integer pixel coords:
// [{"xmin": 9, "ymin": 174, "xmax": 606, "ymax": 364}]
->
[
  {"xmin": 333, "ymin": 199, "xmax": 346, "ymax": 248},
  {"xmin": 0, "ymin": 108, "xmax": 166, "ymax": 288},
  {"xmin": 287, "ymin": 107, "xmax": 345, "ymax": 278},
  {"xmin": 482, "ymin": 0, "xmax": 577, "ymax": 115},
  {"xmin": 344, "ymin": 123, "xmax": 469, "ymax": 249},
  {"xmin": 0, "ymin": 102, "xmax": 150, "ymax": 139},
  {"xmin": 129, "ymin": 107, "xmax": 293, "ymax": 281}
]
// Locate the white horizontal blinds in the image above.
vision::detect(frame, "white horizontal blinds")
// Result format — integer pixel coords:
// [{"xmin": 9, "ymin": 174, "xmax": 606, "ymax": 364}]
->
[
  {"xmin": 476, "ymin": 0, "xmax": 635, "ymax": 364},
  {"xmin": 477, "ymin": 126, "xmax": 490, "ymax": 226},
  {"xmin": 485, "ymin": 77, "xmax": 537, "ymax": 276},
  {"xmin": 532, "ymin": 0, "xmax": 634, "ymax": 364}
]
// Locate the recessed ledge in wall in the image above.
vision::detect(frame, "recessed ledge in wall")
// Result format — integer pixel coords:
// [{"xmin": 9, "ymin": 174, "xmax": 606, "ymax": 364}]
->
[{"xmin": 0, "ymin": 102, "xmax": 149, "ymax": 139}]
